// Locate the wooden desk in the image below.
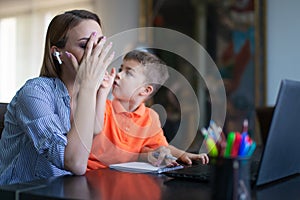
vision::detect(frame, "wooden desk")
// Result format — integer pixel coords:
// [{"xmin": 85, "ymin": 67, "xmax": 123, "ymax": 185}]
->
[
  {"xmin": 0, "ymin": 168, "xmax": 210, "ymax": 200},
  {"xmin": 1, "ymin": 168, "xmax": 300, "ymax": 200}
]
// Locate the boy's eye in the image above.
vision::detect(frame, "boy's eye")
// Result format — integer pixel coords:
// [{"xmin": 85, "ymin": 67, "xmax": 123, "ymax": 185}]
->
[{"xmin": 118, "ymin": 67, "xmax": 133, "ymax": 76}]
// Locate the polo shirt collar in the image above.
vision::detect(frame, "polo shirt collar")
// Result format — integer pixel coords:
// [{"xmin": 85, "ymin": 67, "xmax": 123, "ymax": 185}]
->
[{"xmin": 112, "ymin": 99, "xmax": 145, "ymax": 117}]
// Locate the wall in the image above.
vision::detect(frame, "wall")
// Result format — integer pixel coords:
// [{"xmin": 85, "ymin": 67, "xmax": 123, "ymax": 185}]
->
[
  {"xmin": 266, "ymin": 0, "xmax": 300, "ymax": 105},
  {"xmin": 0, "ymin": 0, "xmax": 140, "ymax": 102},
  {"xmin": 94, "ymin": 0, "xmax": 140, "ymax": 37},
  {"xmin": 1, "ymin": 0, "xmax": 300, "ymax": 105}
]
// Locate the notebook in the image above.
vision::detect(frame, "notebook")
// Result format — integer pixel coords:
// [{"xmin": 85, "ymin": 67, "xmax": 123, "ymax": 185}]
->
[
  {"xmin": 109, "ymin": 162, "xmax": 183, "ymax": 174},
  {"xmin": 164, "ymin": 79, "xmax": 300, "ymax": 187}
]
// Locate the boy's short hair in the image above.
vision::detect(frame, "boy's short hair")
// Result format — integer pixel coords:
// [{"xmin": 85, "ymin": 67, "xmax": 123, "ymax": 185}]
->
[{"xmin": 123, "ymin": 50, "xmax": 169, "ymax": 95}]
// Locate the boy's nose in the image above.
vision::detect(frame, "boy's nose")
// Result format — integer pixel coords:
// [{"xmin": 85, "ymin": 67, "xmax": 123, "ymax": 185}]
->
[{"xmin": 115, "ymin": 72, "xmax": 121, "ymax": 79}]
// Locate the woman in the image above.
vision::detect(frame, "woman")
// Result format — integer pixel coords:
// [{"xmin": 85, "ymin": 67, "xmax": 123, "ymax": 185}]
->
[{"xmin": 0, "ymin": 10, "xmax": 114, "ymax": 185}]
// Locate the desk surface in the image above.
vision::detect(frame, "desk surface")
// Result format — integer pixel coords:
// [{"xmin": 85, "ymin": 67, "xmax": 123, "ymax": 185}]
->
[{"xmin": 1, "ymin": 168, "xmax": 300, "ymax": 200}]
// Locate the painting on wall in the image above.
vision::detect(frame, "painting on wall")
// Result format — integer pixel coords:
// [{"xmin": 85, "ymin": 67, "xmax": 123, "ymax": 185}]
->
[
  {"xmin": 139, "ymin": 0, "xmax": 266, "ymax": 145},
  {"xmin": 206, "ymin": 0, "xmax": 266, "ymax": 138}
]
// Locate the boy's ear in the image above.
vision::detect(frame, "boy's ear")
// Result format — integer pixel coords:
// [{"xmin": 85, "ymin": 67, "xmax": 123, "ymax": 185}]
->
[{"xmin": 140, "ymin": 85, "xmax": 153, "ymax": 96}]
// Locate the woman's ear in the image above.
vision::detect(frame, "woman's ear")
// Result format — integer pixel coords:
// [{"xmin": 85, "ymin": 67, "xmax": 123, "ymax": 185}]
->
[
  {"xmin": 50, "ymin": 46, "xmax": 60, "ymax": 55},
  {"xmin": 50, "ymin": 46, "xmax": 62, "ymax": 64}
]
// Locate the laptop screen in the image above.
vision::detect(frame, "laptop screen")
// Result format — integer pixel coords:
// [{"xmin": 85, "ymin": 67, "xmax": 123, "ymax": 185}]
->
[{"xmin": 256, "ymin": 79, "xmax": 300, "ymax": 186}]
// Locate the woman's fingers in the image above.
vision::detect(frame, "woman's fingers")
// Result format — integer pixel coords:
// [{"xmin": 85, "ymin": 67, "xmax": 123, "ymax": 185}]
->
[
  {"xmin": 64, "ymin": 51, "xmax": 79, "ymax": 71},
  {"xmin": 84, "ymin": 32, "xmax": 98, "ymax": 60},
  {"xmin": 92, "ymin": 39, "xmax": 113, "ymax": 76},
  {"xmin": 77, "ymin": 33, "xmax": 115, "ymax": 87},
  {"xmin": 91, "ymin": 35, "xmax": 106, "ymax": 58},
  {"xmin": 98, "ymin": 42, "xmax": 112, "ymax": 64},
  {"xmin": 103, "ymin": 51, "xmax": 115, "ymax": 71}
]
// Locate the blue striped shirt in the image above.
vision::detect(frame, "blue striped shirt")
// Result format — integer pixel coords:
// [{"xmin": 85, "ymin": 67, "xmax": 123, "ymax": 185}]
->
[{"xmin": 0, "ymin": 77, "xmax": 72, "ymax": 185}]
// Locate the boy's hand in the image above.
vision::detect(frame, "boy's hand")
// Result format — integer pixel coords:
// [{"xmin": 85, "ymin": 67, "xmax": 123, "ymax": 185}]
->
[
  {"xmin": 97, "ymin": 68, "xmax": 116, "ymax": 97},
  {"xmin": 147, "ymin": 146, "xmax": 179, "ymax": 167},
  {"xmin": 101, "ymin": 68, "xmax": 116, "ymax": 89},
  {"xmin": 178, "ymin": 152, "xmax": 209, "ymax": 165}
]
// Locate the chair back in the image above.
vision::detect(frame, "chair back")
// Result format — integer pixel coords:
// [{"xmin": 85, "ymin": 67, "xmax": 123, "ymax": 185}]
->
[{"xmin": 0, "ymin": 103, "xmax": 8, "ymax": 138}]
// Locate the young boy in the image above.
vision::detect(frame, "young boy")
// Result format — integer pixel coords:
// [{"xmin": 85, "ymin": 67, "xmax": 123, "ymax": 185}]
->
[{"xmin": 87, "ymin": 50, "xmax": 209, "ymax": 170}]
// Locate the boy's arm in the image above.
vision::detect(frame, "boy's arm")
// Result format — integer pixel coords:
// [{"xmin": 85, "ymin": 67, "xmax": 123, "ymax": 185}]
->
[
  {"xmin": 139, "ymin": 146, "xmax": 152, "ymax": 162},
  {"xmin": 94, "ymin": 68, "xmax": 116, "ymax": 134},
  {"xmin": 168, "ymin": 145, "xmax": 209, "ymax": 165}
]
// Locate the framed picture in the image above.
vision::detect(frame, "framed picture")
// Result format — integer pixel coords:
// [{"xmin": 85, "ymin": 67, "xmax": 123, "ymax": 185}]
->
[{"xmin": 205, "ymin": 0, "xmax": 266, "ymax": 138}]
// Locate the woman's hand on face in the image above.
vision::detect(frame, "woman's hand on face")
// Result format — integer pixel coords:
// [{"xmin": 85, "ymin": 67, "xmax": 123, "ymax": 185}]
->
[{"xmin": 65, "ymin": 32, "xmax": 115, "ymax": 89}]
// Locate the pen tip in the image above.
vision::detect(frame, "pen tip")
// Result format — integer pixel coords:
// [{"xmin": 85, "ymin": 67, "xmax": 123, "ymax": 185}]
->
[
  {"xmin": 243, "ymin": 119, "xmax": 248, "ymax": 127},
  {"xmin": 242, "ymin": 119, "xmax": 249, "ymax": 133}
]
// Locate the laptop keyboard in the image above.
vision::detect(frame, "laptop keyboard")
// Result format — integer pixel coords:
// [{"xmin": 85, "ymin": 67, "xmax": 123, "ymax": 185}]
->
[
  {"xmin": 164, "ymin": 147, "xmax": 263, "ymax": 184},
  {"xmin": 163, "ymin": 162, "xmax": 213, "ymax": 182}
]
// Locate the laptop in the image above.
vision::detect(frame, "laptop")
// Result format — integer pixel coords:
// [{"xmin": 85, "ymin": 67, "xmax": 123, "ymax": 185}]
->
[{"xmin": 164, "ymin": 79, "xmax": 300, "ymax": 187}]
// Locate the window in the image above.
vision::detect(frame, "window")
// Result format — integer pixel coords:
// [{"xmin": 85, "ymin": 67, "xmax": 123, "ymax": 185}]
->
[
  {"xmin": 0, "ymin": 18, "xmax": 16, "ymax": 102},
  {"xmin": 0, "ymin": 0, "xmax": 92, "ymax": 102}
]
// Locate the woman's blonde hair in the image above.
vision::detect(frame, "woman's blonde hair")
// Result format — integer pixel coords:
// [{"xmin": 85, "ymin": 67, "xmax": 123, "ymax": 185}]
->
[{"xmin": 39, "ymin": 10, "xmax": 102, "ymax": 78}]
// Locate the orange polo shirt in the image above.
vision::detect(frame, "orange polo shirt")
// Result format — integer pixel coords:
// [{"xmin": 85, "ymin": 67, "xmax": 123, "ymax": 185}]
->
[{"xmin": 87, "ymin": 99, "xmax": 168, "ymax": 170}]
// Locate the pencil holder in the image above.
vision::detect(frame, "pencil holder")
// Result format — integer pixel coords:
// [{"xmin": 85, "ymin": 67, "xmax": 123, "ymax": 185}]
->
[{"xmin": 211, "ymin": 157, "xmax": 251, "ymax": 200}]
